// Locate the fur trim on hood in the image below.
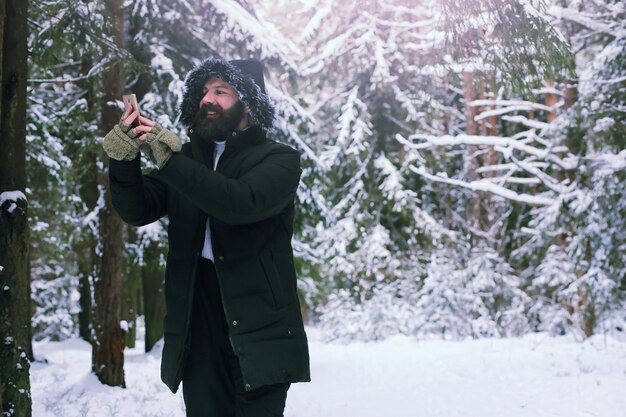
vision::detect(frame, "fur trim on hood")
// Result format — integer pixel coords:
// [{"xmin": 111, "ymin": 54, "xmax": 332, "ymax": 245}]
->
[{"xmin": 179, "ymin": 58, "xmax": 275, "ymax": 132}]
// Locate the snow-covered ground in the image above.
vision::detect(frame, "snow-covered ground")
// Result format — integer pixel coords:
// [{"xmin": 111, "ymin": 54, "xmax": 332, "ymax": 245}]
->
[{"xmin": 31, "ymin": 327, "xmax": 626, "ymax": 417}]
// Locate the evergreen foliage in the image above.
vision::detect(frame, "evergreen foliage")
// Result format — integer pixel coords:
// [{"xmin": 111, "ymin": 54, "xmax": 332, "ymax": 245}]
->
[{"xmin": 440, "ymin": 0, "xmax": 576, "ymax": 93}]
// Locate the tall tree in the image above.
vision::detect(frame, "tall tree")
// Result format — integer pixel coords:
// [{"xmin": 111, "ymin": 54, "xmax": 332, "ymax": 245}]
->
[
  {"xmin": 136, "ymin": 225, "xmax": 167, "ymax": 352},
  {"xmin": 406, "ymin": 0, "xmax": 625, "ymax": 337},
  {"xmin": 266, "ymin": 0, "xmax": 458, "ymax": 338},
  {"xmin": 120, "ymin": 227, "xmax": 139, "ymax": 348},
  {"xmin": 0, "ymin": 0, "xmax": 32, "ymax": 415},
  {"xmin": 91, "ymin": 0, "xmax": 126, "ymax": 387},
  {"xmin": 74, "ymin": 54, "xmax": 99, "ymax": 342}
]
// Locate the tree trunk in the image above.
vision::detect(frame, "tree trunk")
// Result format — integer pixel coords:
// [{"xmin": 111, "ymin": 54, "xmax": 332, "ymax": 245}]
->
[
  {"xmin": 480, "ymin": 78, "xmax": 498, "ymax": 174},
  {"xmin": 122, "ymin": 226, "xmax": 141, "ymax": 349},
  {"xmin": 92, "ymin": 0, "xmax": 126, "ymax": 387},
  {"xmin": 0, "ymin": 0, "xmax": 32, "ymax": 415},
  {"xmin": 545, "ymin": 80, "xmax": 558, "ymax": 123},
  {"xmin": 563, "ymin": 79, "xmax": 578, "ymax": 110},
  {"xmin": 127, "ymin": 9, "xmax": 166, "ymax": 353},
  {"xmin": 462, "ymin": 71, "xmax": 481, "ymax": 242},
  {"xmin": 75, "ymin": 55, "xmax": 98, "ymax": 342},
  {"xmin": 77, "ymin": 229, "xmax": 96, "ymax": 341},
  {"xmin": 142, "ymin": 239, "xmax": 165, "ymax": 352},
  {"xmin": 92, "ymin": 173, "xmax": 126, "ymax": 386}
]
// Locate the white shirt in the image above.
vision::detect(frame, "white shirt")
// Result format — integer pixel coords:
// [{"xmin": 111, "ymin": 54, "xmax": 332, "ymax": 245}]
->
[{"xmin": 201, "ymin": 140, "xmax": 226, "ymax": 260}]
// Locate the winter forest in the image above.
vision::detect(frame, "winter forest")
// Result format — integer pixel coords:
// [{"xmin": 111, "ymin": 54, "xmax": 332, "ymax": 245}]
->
[{"xmin": 1, "ymin": 0, "xmax": 625, "ymax": 416}]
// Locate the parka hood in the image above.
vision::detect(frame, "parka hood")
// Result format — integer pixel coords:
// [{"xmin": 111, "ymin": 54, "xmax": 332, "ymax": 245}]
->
[{"xmin": 179, "ymin": 58, "xmax": 275, "ymax": 132}]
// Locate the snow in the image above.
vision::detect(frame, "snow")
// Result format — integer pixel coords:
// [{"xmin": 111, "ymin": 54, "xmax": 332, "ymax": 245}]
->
[
  {"xmin": 137, "ymin": 222, "xmax": 164, "ymax": 241},
  {"xmin": 590, "ymin": 150, "xmax": 626, "ymax": 177},
  {"xmin": 548, "ymin": 6, "xmax": 616, "ymax": 37},
  {"xmin": 209, "ymin": 0, "xmax": 301, "ymax": 63},
  {"xmin": 593, "ymin": 117, "xmax": 616, "ymax": 133},
  {"xmin": 0, "ymin": 190, "xmax": 26, "ymax": 215},
  {"xmin": 120, "ymin": 320, "xmax": 129, "ymax": 332},
  {"xmin": 0, "ymin": 190, "xmax": 27, "ymax": 207},
  {"xmin": 501, "ymin": 115, "xmax": 550, "ymax": 130},
  {"xmin": 398, "ymin": 133, "xmax": 578, "ymax": 171},
  {"xmin": 410, "ymin": 165, "xmax": 555, "ymax": 206},
  {"xmin": 30, "ymin": 327, "xmax": 626, "ymax": 417}
]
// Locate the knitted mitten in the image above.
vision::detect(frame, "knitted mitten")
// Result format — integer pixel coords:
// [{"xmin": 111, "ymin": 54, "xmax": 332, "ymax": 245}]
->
[
  {"xmin": 102, "ymin": 121, "xmax": 142, "ymax": 161},
  {"xmin": 143, "ymin": 125, "xmax": 183, "ymax": 169}
]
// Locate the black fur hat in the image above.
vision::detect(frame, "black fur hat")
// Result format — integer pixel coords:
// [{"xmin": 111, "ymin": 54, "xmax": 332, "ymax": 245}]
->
[{"xmin": 179, "ymin": 58, "xmax": 275, "ymax": 132}]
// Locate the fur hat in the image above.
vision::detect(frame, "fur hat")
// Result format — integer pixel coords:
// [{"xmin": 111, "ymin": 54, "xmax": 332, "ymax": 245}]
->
[{"xmin": 179, "ymin": 58, "xmax": 275, "ymax": 132}]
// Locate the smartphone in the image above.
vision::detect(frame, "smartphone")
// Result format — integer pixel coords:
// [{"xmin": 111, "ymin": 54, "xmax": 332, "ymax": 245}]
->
[{"xmin": 122, "ymin": 93, "xmax": 140, "ymax": 116}]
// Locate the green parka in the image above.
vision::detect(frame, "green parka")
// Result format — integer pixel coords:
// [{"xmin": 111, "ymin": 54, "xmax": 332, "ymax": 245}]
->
[{"xmin": 109, "ymin": 125, "xmax": 311, "ymax": 393}]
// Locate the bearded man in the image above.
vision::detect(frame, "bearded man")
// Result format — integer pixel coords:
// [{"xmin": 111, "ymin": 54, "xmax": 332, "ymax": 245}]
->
[{"xmin": 102, "ymin": 58, "xmax": 310, "ymax": 417}]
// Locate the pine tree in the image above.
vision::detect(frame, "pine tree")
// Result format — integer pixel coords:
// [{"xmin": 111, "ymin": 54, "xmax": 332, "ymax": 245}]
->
[
  {"xmin": 273, "ymin": 0, "xmax": 459, "ymax": 334},
  {"xmin": 405, "ymin": 0, "xmax": 625, "ymax": 337}
]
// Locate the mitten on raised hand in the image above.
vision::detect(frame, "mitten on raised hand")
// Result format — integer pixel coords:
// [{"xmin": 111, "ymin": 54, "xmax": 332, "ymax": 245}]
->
[
  {"xmin": 102, "ymin": 121, "xmax": 143, "ymax": 161},
  {"xmin": 143, "ymin": 125, "xmax": 183, "ymax": 169}
]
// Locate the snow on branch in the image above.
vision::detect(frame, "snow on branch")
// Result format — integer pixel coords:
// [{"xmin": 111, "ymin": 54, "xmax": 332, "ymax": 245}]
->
[
  {"xmin": 476, "ymin": 161, "xmax": 549, "ymax": 174},
  {"xmin": 82, "ymin": 184, "xmax": 105, "ymax": 235},
  {"xmin": 397, "ymin": 133, "xmax": 577, "ymax": 170},
  {"xmin": 397, "ymin": 126, "xmax": 579, "ymax": 206},
  {"xmin": 284, "ymin": 124, "xmax": 326, "ymax": 169},
  {"xmin": 470, "ymin": 99, "xmax": 556, "ymax": 121},
  {"xmin": 548, "ymin": 6, "xmax": 617, "ymax": 37},
  {"xmin": 0, "ymin": 191, "xmax": 28, "ymax": 214},
  {"xmin": 590, "ymin": 149, "xmax": 626, "ymax": 177},
  {"xmin": 501, "ymin": 115, "xmax": 550, "ymax": 130},
  {"xmin": 296, "ymin": 0, "xmax": 333, "ymax": 44},
  {"xmin": 28, "ymin": 56, "xmax": 114, "ymax": 84},
  {"xmin": 210, "ymin": 0, "xmax": 302, "ymax": 65},
  {"xmin": 470, "ymin": 99, "xmax": 554, "ymax": 112},
  {"xmin": 0, "ymin": 191, "xmax": 27, "ymax": 204},
  {"xmin": 409, "ymin": 166, "xmax": 554, "ymax": 206},
  {"xmin": 491, "ymin": 177, "xmax": 542, "ymax": 185},
  {"xmin": 582, "ymin": 75, "xmax": 626, "ymax": 86},
  {"xmin": 532, "ymin": 86, "xmax": 564, "ymax": 96},
  {"xmin": 361, "ymin": 11, "xmax": 436, "ymax": 29},
  {"xmin": 509, "ymin": 155, "xmax": 572, "ymax": 194}
]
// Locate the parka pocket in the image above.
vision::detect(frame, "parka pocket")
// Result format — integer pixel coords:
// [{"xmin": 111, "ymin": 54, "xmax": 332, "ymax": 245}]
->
[{"xmin": 259, "ymin": 249, "xmax": 292, "ymax": 309}]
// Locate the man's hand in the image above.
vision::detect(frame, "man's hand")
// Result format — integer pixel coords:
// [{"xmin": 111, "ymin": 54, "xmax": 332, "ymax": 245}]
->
[
  {"xmin": 102, "ymin": 108, "xmax": 143, "ymax": 161},
  {"xmin": 134, "ymin": 115, "xmax": 182, "ymax": 169}
]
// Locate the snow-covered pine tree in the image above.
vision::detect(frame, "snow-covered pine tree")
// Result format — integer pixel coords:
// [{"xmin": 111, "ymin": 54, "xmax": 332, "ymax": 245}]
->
[
  {"xmin": 404, "ymin": 0, "xmax": 625, "ymax": 337},
  {"xmin": 526, "ymin": 0, "xmax": 626, "ymax": 336},
  {"xmin": 268, "ymin": 0, "xmax": 461, "ymax": 337},
  {"xmin": 411, "ymin": 247, "xmax": 475, "ymax": 338},
  {"xmin": 412, "ymin": 244, "xmax": 530, "ymax": 339}
]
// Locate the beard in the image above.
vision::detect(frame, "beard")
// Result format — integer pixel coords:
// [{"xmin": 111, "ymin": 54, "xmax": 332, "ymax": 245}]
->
[{"xmin": 192, "ymin": 101, "xmax": 245, "ymax": 142}]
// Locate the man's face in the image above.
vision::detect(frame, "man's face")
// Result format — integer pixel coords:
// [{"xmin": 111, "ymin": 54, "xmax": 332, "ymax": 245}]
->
[{"xmin": 193, "ymin": 78, "xmax": 249, "ymax": 141}]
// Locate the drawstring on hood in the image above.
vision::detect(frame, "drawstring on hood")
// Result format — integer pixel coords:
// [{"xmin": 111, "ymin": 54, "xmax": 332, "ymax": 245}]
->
[{"xmin": 179, "ymin": 58, "xmax": 275, "ymax": 132}]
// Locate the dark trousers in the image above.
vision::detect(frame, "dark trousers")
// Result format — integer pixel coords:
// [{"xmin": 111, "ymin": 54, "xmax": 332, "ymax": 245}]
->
[{"xmin": 182, "ymin": 258, "xmax": 290, "ymax": 417}]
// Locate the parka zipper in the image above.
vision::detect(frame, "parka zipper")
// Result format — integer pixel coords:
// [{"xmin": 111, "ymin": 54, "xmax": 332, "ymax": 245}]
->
[
  {"xmin": 211, "ymin": 149, "xmax": 245, "ymax": 383},
  {"xmin": 174, "ymin": 212, "xmax": 208, "ymax": 385}
]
